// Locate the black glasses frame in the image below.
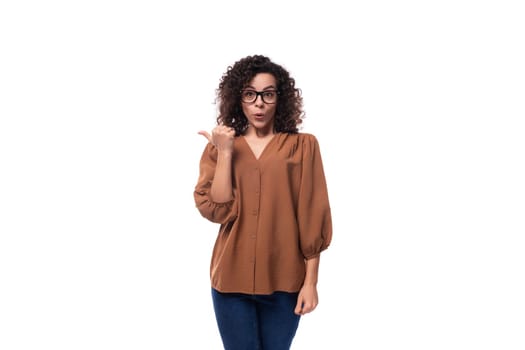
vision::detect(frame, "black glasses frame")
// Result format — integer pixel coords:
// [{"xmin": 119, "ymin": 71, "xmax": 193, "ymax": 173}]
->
[{"xmin": 240, "ymin": 89, "xmax": 279, "ymax": 104}]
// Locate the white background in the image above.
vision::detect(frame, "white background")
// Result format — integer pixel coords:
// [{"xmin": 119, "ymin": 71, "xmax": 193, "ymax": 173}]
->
[{"xmin": 1, "ymin": 1, "xmax": 524, "ymax": 349}]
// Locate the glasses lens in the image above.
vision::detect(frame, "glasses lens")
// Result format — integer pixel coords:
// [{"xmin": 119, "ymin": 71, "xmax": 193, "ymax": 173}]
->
[
  {"xmin": 262, "ymin": 91, "xmax": 277, "ymax": 103},
  {"xmin": 241, "ymin": 90, "xmax": 256, "ymax": 103}
]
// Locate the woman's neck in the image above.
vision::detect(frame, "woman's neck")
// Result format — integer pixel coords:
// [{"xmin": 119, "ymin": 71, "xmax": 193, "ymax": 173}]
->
[{"xmin": 244, "ymin": 126, "xmax": 274, "ymax": 139}]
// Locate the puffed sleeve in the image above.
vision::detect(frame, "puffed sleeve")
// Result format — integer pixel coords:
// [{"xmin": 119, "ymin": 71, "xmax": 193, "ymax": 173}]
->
[
  {"xmin": 194, "ymin": 142, "xmax": 238, "ymax": 224},
  {"xmin": 297, "ymin": 134, "xmax": 333, "ymax": 259}
]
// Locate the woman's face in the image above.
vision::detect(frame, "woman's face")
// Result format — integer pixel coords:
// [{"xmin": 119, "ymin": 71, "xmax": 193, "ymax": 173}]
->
[{"xmin": 241, "ymin": 73, "xmax": 278, "ymax": 134}]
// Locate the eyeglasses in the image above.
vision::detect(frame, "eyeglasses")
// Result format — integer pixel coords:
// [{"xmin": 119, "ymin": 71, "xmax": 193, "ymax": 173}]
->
[{"xmin": 240, "ymin": 89, "xmax": 279, "ymax": 104}]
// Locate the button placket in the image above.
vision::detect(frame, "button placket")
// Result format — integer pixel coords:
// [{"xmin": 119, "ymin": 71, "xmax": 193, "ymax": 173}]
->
[{"xmin": 250, "ymin": 165, "xmax": 261, "ymax": 292}]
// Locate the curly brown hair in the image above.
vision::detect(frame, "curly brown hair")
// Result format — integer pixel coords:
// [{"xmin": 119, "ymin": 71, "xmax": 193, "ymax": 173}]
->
[{"xmin": 215, "ymin": 55, "xmax": 304, "ymax": 135}]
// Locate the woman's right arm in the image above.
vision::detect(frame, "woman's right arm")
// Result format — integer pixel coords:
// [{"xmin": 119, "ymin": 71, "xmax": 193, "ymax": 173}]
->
[{"xmin": 198, "ymin": 125, "xmax": 235, "ymax": 203}]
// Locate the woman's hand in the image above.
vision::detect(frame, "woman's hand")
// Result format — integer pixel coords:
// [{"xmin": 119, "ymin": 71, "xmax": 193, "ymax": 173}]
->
[
  {"xmin": 294, "ymin": 284, "xmax": 319, "ymax": 315},
  {"xmin": 198, "ymin": 125, "xmax": 235, "ymax": 153}
]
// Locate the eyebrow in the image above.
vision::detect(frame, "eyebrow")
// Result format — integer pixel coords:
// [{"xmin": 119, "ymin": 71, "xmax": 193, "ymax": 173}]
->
[{"xmin": 244, "ymin": 85, "xmax": 277, "ymax": 90}]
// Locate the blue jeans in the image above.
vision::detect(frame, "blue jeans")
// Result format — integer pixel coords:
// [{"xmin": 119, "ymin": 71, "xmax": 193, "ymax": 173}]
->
[{"xmin": 211, "ymin": 288, "xmax": 301, "ymax": 350}]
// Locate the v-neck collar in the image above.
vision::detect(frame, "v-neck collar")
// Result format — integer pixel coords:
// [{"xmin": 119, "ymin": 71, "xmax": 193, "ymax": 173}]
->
[{"xmin": 241, "ymin": 133, "xmax": 278, "ymax": 161}]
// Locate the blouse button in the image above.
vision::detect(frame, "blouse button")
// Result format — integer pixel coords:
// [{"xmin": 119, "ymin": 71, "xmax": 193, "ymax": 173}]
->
[{"xmin": 252, "ymin": 209, "xmax": 258, "ymax": 215}]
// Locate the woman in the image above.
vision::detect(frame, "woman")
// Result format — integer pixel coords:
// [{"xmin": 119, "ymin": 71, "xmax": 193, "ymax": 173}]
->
[{"xmin": 194, "ymin": 54, "xmax": 332, "ymax": 350}]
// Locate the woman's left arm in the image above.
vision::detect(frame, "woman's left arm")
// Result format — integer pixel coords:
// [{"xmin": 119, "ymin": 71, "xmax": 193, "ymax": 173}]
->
[{"xmin": 294, "ymin": 256, "xmax": 320, "ymax": 315}]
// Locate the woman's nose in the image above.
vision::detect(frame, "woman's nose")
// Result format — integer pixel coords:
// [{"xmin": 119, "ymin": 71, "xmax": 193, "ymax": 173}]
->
[{"xmin": 254, "ymin": 94, "xmax": 264, "ymax": 106}]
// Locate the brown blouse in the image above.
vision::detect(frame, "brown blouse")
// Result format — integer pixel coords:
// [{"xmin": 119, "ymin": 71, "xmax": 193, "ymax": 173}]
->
[{"xmin": 194, "ymin": 132, "xmax": 332, "ymax": 295}]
